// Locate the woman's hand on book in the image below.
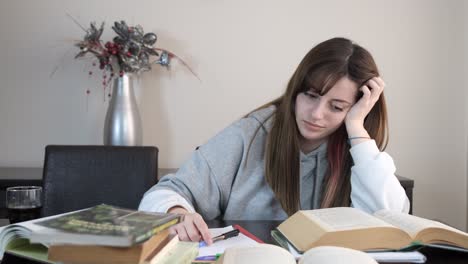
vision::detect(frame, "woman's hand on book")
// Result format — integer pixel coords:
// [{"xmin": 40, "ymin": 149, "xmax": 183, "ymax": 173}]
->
[{"xmin": 167, "ymin": 206, "xmax": 213, "ymax": 245}]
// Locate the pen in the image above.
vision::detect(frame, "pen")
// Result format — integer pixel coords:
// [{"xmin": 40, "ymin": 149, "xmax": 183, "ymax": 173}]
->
[
  {"xmin": 199, "ymin": 229, "xmax": 240, "ymax": 247},
  {"xmin": 194, "ymin": 254, "xmax": 222, "ymax": 261}
]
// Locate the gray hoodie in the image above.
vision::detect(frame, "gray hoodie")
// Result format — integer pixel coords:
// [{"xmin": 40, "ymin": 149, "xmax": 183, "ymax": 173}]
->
[{"xmin": 144, "ymin": 106, "xmax": 328, "ymax": 220}]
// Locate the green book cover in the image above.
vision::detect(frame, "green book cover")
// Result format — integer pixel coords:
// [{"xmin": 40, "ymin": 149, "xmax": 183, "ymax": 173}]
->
[
  {"xmin": 270, "ymin": 229, "xmax": 290, "ymax": 250},
  {"xmin": 5, "ymin": 238, "xmax": 55, "ymax": 264},
  {"xmin": 30, "ymin": 204, "xmax": 181, "ymax": 247},
  {"xmin": 401, "ymin": 241, "xmax": 468, "ymax": 253}
]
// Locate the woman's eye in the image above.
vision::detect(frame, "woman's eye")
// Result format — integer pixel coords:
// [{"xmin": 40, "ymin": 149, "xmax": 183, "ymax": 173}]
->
[
  {"xmin": 304, "ymin": 92, "xmax": 318, "ymax": 99},
  {"xmin": 332, "ymin": 105, "xmax": 344, "ymax": 112}
]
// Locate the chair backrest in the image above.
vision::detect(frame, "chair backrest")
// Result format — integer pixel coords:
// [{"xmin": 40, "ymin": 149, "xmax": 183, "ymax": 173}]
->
[{"xmin": 41, "ymin": 145, "xmax": 158, "ymax": 217}]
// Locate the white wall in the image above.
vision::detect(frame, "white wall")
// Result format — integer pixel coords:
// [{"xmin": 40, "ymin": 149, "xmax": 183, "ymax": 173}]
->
[
  {"xmin": 0, "ymin": 0, "xmax": 466, "ymax": 230},
  {"xmin": 464, "ymin": 0, "xmax": 468, "ymax": 230}
]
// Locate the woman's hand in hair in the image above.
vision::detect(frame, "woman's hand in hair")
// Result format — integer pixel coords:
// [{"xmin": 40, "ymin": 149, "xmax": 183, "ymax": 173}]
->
[
  {"xmin": 345, "ymin": 77, "xmax": 385, "ymax": 136},
  {"xmin": 167, "ymin": 206, "xmax": 213, "ymax": 245}
]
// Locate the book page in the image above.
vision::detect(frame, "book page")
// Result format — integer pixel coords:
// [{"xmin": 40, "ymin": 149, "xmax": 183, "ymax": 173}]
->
[
  {"xmin": 5, "ymin": 239, "xmax": 50, "ymax": 263},
  {"xmin": 220, "ymin": 244, "xmax": 295, "ymax": 264},
  {"xmin": 300, "ymin": 246, "xmax": 378, "ymax": 264},
  {"xmin": 374, "ymin": 210, "xmax": 465, "ymax": 238},
  {"xmin": 304, "ymin": 208, "xmax": 394, "ymax": 231},
  {"xmin": 275, "ymin": 235, "xmax": 426, "ymax": 264},
  {"xmin": 197, "ymin": 226, "xmax": 259, "ymax": 258},
  {"xmin": 0, "ymin": 212, "xmax": 72, "ymax": 258}
]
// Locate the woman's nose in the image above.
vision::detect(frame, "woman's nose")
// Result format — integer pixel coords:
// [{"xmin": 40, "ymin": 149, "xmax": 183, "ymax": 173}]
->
[{"xmin": 309, "ymin": 101, "xmax": 326, "ymax": 120}]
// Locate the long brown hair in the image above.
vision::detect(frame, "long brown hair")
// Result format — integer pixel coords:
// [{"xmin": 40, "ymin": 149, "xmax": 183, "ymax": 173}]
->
[{"xmin": 260, "ymin": 37, "xmax": 388, "ymax": 216}]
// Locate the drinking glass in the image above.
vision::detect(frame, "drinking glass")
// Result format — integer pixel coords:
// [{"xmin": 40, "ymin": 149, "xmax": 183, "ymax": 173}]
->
[{"xmin": 6, "ymin": 186, "xmax": 42, "ymax": 224}]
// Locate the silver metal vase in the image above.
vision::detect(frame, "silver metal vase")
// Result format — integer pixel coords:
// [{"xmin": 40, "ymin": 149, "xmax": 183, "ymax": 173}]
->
[{"xmin": 103, "ymin": 74, "xmax": 143, "ymax": 146}]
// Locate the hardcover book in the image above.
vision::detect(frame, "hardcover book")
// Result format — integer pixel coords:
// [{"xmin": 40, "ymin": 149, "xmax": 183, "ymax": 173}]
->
[
  {"xmin": 47, "ymin": 229, "xmax": 174, "ymax": 264},
  {"xmin": 276, "ymin": 207, "xmax": 468, "ymax": 253},
  {"xmin": 30, "ymin": 204, "xmax": 180, "ymax": 247},
  {"xmin": 0, "ymin": 204, "xmax": 181, "ymax": 259}
]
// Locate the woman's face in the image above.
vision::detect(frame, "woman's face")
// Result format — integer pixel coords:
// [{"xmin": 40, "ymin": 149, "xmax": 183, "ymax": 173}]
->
[{"xmin": 295, "ymin": 76, "xmax": 358, "ymax": 153}]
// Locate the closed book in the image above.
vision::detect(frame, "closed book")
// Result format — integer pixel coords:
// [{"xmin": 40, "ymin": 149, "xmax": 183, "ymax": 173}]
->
[
  {"xmin": 47, "ymin": 229, "xmax": 173, "ymax": 264},
  {"xmin": 29, "ymin": 204, "xmax": 181, "ymax": 247}
]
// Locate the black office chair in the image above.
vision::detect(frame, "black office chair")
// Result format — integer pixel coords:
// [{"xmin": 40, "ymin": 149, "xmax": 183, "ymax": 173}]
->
[{"xmin": 41, "ymin": 145, "xmax": 158, "ymax": 217}]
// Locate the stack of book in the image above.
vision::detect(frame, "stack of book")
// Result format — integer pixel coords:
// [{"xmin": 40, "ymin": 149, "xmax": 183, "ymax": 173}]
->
[{"xmin": 0, "ymin": 204, "xmax": 199, "ymax": 264}]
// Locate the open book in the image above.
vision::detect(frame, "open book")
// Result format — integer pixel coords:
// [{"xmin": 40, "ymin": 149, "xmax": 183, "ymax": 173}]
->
[
  {"xmin": 276, "ymin": 207, "xmax": 468, "ymax": 253},
  {"xmin": 271, "ymin": 230, "xmax": 427, "ymax": 263},
  {"xmin": 215, "ymin": 244, "xmax": 378, "ymax": 264}
]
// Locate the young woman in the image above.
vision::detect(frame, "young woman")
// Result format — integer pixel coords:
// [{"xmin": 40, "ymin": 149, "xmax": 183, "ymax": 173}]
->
[{"xmin": 139, "ymin": 37, "xmax": 410, "ymax": 245}]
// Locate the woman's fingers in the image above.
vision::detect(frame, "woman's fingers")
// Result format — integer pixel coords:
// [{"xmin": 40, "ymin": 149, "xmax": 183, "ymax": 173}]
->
[
  {"xmin": 170, "ymin": 223, "xmax": 189, "ymax": 241},
  {"xmin": 360, "ymin": 85, "xmax": 371, "ymax": 107},
  {"xmin": 361, "ymin": 85, "xmax": 371, "ymax": 97},
  {"xmin": 346, "ymin": 76, "xmax": 386, "ymax": 127},
  {"xmin": 184, "ymin": 219, "xmax": 202, "ymax": 241},
  {"xmin": 168, "ymin": 213, "xmax": 211, "ymax": 243},
  {"xmin": 193, "ymin": 213, "xmax": 212, "ymax": 245},
  {"xmin": 374, "ymin": 76, "xmax": 385, "ymax": 88},
  {"xmin": 366, "ymin": 79, "xmax": 383, "ymax": 99}
]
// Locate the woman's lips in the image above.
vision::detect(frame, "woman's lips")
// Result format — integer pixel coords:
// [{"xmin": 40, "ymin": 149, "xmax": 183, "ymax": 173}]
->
[{"xmin": 303, "ymin": 120, "xmax": 324, "ymax": 130}]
